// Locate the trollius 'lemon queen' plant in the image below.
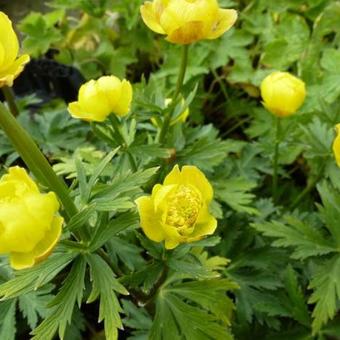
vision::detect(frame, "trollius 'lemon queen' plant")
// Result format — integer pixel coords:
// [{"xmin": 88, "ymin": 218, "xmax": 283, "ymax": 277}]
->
[{"xmin": 0, "ymin": 1, "xmax": 340, "ymax": 340}]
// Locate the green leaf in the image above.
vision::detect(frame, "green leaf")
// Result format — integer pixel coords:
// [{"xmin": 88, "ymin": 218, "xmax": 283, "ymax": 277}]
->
[
  {"xmin": 0, "ymin": 252, "xmax": 76, "ymax": 299},
  {"xmin": 251, "ymin": 216, "xmax": 336, "ymax": 259},
  {"xmin": 215, "ymin": 178, "xmax": 258, "ymax": 215},
  {"xmin": 90, "ymin": 211, "xmax": 139, "ymax": 251},
  {"xmin": 282, "ymin": 266, "xmax": 310, "ymax": 327},
  {"xmin": 0, "ymin": 300, "xmax": 16, "ymax": 340},
  {"xmin": 18, "ymin": 285, "xmax": 54, "ymax": 329},
  {"xmin": 31, "ymin": 256, "xmax": 86, "ymax": 340},
  {"xmin": 150, "ymin": 277, "xmax": 236, "ymax": 340},
  {"xmin": 309, "ymin": 255, "xmax": 340, "ymax": 334},
  {"xmin": 86, "ymin": 254, "xmax": 128, "ymax": 340},
  {"xmin": 317, "ymin": 181, "xmax": 340, "ymax": 247}
]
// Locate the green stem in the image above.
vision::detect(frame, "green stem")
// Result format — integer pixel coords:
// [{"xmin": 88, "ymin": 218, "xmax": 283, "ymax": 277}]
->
[
  {"xmin": 290, "ymin": 165, "xmax": 325, "ymax": 210},
  {"xmin": 211, "ymin": 68, "xmax": 229, "ymax": 100},
  {"xmin": 272, "ymin": 116, "xmax": 282, "ymax": 202},
  {"xmin": 0, "ymin": 101, "xmax": 78, "ymax": 222},
  {"xmin": 159, "ymin": 45, "xmax": 189, "ymax": 144},
  {"xmin": 2, "ymin": 87, "xmax": 19, "ymax": 117},
  {"xmin": 109, "ymin": 114, "xmax": 137, "ymax": 171}
]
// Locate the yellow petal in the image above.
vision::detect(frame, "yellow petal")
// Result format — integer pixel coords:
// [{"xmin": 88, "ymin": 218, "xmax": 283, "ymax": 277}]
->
[
  {"xmin": 164, "ymin": 165, "xmax": 213, "ymax": 202},
  {"xmin": 4, "ymin": 166, "xmax": 39, "ymax": 193},
  {"xmin": 135, "ymin": 196, "xmax": 164, "ymax": 242},
  {"xmin": 9, "ymin": 215, "xmax": 63, "ymax": 270},
  {"xmin": 96, "ymin": 75, "xmax": 122, "ymax": 108},
  {"xmin": 333, "ymin": 124, "xmax": 340, "ymax": 167},
  {"xmin": 111, "ymin": 79, "xmax": 133, "ymax": 117},
  {"xmin": 79, "ymin": 80, "xmax": 111, "ymax": 120},
  {"xmin": 33, "ymin": 215, "xmax": 63, "ymax": 263},
  {"xmin": 0, "ymin": 54, "xmax": 30, "ymax": 88},
  {"xmin": 164, "ymin": 238, "xmax": 180, "ymax": 249},
  {"xmin": 0, "ymin": 12, "xmax": 19, "ymax": 71},
  {"xmin": 10, "ymin": 252, "xmax": 35, "ymax": 270},
  {"xmin": 140, "ymin": 2, "xmax": 166, "ymax": 34},
  {"xmin": 166, "ymin": 21, "xmax": 206, "ymax": 44},
  {"xmin": 0, "ymin": 202, "xmax": 45, "ymax": 253},
  {"xmin": 189, "ymin": 203, "xmax": 217, "ymax": 239},
  {"xmin": 207, "ymin": 9, "xmax": 237, "ymax": 39},
  {"xmin": 160, "ymin": 0, "xmax": 218, "ymax": 37}
]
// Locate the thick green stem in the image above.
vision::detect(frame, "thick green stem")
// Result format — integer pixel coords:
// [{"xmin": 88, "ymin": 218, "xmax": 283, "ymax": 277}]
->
[
  {"xmin": 109, "ymin": 114, "xmax": 137, "ymax": 171},
  {"xmin": 159, "ymin": 45, "xmax": 189, "ymax": 144},
  {"xmin": 1, "ymin": 86, "xmax": 19, "ymax": 117},
  {"xmin": 272, "ymin": 116, "xmax": 281, "ymax": 202},
  {"xmin": 0, "ymin": 101, "xmax": 78, "ymax": 221}
]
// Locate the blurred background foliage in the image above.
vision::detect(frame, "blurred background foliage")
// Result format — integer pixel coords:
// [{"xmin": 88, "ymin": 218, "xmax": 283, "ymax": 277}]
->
[{"xmin": 0, "ymin": 0, "xmax": 340, "ymax": 339}]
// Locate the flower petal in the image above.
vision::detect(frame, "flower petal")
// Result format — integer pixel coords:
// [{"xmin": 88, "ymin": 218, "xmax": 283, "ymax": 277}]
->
[
  {"xmin": 140, "ymin": 2, "xmax": 166, "ymax": 34},
  {"xmin": 33, "ymin": 215, "xmax": 63, "ymax": 263},
  {"xmin": 135, "ymin": 196, "xmax": 164, "ymax": 242},
  {"xmin": 10, "ymin": 252, "xmax": 35, "ymax": 270},
  {"xmin": 111, "ymin": 79, "xmax": 133, "ymax": 116},
  {"xmin": 0, "ymin": 54, "xmax": 30, "ymax": 87},
  {"xmin": 189, "ymin": 203, "xmax": 217, "ymax": 239},
  {"xmin": 0, "ymin": 12, "xmax": 19, "ymax": 71},
  {"xmin": 207, "ymin": 9, "xmax": 237, "ymax": 39},
  {"xmin": 166, "ymin": 21, "xmax": 205, "ymax": 44}
]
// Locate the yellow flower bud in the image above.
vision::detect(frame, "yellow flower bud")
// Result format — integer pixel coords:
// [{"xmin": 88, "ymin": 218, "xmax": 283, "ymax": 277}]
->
[
  {"xmin": 0, "ymin": 12, "xmax": 30, "ymax": 88},
  {"xmin": 332, "ymin": 124, "xmax": 340, "ymax": 167},
  {"xmin": 0, "ymin": 167, "xmax": 63, "ymax": 270},
  {"xmin": 260, "ymin": 71, "xmax": 306, "ymax": 117},
  {"xmin": 68, "ymin": 76, "xmax": 133, "ymax": 122},
  {"xmin": 136, "ymin": 164, "xmax": 217, "ymax": 249},
  {"xmin": 140, "ymin": 0, "xmax": 237, "ymax": 44}
]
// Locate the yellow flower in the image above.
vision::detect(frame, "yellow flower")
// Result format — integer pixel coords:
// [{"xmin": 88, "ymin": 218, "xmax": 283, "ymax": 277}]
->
[
  {"xmin": 0, "ymin": 167, "xmax": 63, "ymax": 270},
  {"xmin": 68, "ymin": 76, "xmax": 133, "ymax": 122},
  {"xmin": 151, "ymin": 98, "xmax": 189, "ymax": 127},
  {"xmin": 260, "ymin": 71, "xmax": 306, "ymax": 117},
  {"xmin": 332, "ymin": 124, "xmax": 340, "ymax": 167},
  {"xmin": 0, "ymin": 12, "xmax": 30, "ymax": 88},
  {"xmin": 136, "ymin": 164, "xmax": 217, "ymax": 249},
  {"xmin": 140, "ymin": 0, "xmax": 237, "ymax": 44}
]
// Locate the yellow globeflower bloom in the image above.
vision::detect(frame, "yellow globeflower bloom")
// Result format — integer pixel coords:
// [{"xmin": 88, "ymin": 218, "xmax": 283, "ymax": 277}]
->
[
  {"xmin": 0, "ymin": 12, "xmax": 30, "ymax": 88},
  {"xmin": 0, "ymin": 167, "xmax": 63, "ymax": 270},
  {"xmin": 68, "ymin": 76, "xmax": 133, "ymax": 122},
  {"xmin": 332, "ymin": 124, "xmax": 340, "ymax": 167},
  {"xmin": 260, "ymin": 71, "xmax": 306, "ymax": 117},
  {"xmin": 136, "ymin": 165, "xmax": 217, "ymax": 249},
  {"xmin": 140, "ymin": 0, "xmax": 237, "ymax": 44}
]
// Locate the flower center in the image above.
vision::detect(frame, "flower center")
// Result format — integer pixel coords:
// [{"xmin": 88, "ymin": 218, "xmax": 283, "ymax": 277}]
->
[{"xmin": 166, "ymin": 185, "xmax": 202, "ymax": 229}]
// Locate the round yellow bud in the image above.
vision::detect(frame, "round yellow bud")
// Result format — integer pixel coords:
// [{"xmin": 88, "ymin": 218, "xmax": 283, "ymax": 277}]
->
[
  {"xmin": 0, "ymin": 167, "xmax": 63, "ymax": 270},
  {"xmin": 140, "ymin": 0, "xmax": 237, "ymax": 44},
  {"xmin": 332, "ymin": 124, "xmax": 340, "ymax": 167},
  {"xmin": 135, "ymin": 164, "xmax": 217, "ymax": 249},
  {"xmin": 68, "ymin": 76, "xmax": 133, "ymax": 122},
  {"xmin": 260, "ymin": 71, "xmax": 306, "ymax": 117},
  {"xmin": 0, "ymin": 12, "xmax": 30, "ymax": 88}
]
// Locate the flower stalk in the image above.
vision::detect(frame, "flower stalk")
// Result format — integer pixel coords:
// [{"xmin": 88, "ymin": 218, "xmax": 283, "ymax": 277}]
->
[
  {"xmin": 272, "ymin": 116, "xmax": 281, "ymax": 202},
  {"xmin": 159, "ymin": 45, "xmax": 189, "ymax": 144},
  {"xmin": 109, "ymin": 114, "xmax": 137, "ymax": 171},
  {"xmin": 2, "ymin": 86, "xmax": 19, "ymax": 117}
]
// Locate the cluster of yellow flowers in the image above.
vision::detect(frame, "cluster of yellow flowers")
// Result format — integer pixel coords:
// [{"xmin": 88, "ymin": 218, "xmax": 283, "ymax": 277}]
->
[{"xmin": 0, "ymin": 0, "xmax": 339, "ymax": 268}]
